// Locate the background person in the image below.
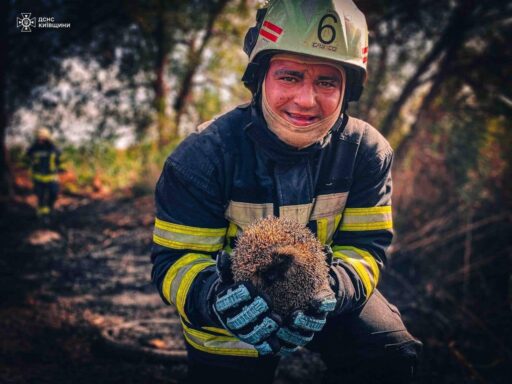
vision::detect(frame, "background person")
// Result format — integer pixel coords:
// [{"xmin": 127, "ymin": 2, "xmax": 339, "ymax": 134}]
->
[{"xmin": 25, "ymin": 127, "xmax": 63, "ymax": 221}]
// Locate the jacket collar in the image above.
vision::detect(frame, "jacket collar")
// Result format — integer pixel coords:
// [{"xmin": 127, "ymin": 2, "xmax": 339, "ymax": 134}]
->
[{"xmin": 245, "ymin": 103, "xmax": 346, "ymax": 164}]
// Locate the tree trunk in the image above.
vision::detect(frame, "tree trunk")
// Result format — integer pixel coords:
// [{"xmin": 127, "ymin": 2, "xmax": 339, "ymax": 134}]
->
[
  {"xmin": 153, "ymin": 0, "xmax": 172, "ymax": 148},
  {"xmin": 359, "ymin": 35, "xmax": 389, "ymax": 123},
  {"xmin": 0, "ymin": 0, "xmax": 13, "ymax": 211},
  {"xmin": 379, "ymin": 0, "xmax": 474, "ymax": 139},
  {"xmin": 394, "ymin": 13, "xmax": 467, "ymax": 163},
  {"xmin": 173, "ymin": 0, "xmax": 229, "ymax": 130}
]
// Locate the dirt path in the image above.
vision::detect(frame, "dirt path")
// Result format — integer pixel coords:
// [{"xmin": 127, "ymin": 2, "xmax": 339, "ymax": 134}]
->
[
  {"xmin": 0, "ymin": 194, "xmax": 332, "ymax": 383},
  {"xmin": 1, "ymin": 194, "xmax": 188, "ymax": 383},
  {"xmin": 2, "ymin": 192, "xmax": 507, "ymax": 383}
]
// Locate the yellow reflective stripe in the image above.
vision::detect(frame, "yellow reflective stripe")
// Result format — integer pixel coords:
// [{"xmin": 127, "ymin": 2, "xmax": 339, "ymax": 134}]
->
[
  {"xmin": 33, "ymin": 173, "xmax": 58, "ymax": 182},
  {"xmin": 201, "ymin": 326, "xmax": 233, "ymax": 337},
  {"xmin": 37, "ymin": 206, "xmax": 50, "ymax": 215},
  {"xmin": 175, "ymin": 261, "xmax": 215, "ymax": 323},
  {"xmin": 332, "ymin": 246, "xmax": 380, "ymax": 296},
  {"xmin": 49, "ymin": 153, "xmax": 56, "ymax": 172},
  {"xmin": 223, "ymin": 222, "xmax": 239, "ymax": 255},
  {"xmin": 182, "ymin": 321, "xmax": 238, "ymax": 343},
  {"xmin": 340, "ymin": 206, "xmax": 393, "ymax": 231},
  {"xmin": 317, "ymin": 217, "xmax": 328, "ymax": 244},
  {"xmin": 181, "ymin": 320, "xmax": 258, "ymax": 357},
  {"xmin": 333, "ymin": 251, "xmax": 373, "ymax": 295},
  {"xmin": 316, "ymin": 213, "xmax": 343, "ymax": 245},
  {"xmin": 335, "ymin": 246, "xmax": 380, "ymax": 283},
  {"xmin": 329, "ymin": 213, "xmax": 343, "ymax": 244},
  {"xmin": 153, "ymin": 219, "xmax": 226, "ymax": 252},
  {"xmin": 162, "ymin": 253, "xmax": 212, "ymax": 303},
  {"xmin": 345, "ymin": 206, "xmax": 392, "ymax": 215},
  {"xmin": 155, "ymin": 218, "xmax": 226, "ymax": 236},
  {"xmin": 170, "ymin": 259, "xmax": 213, "ymax": 305},
  {"xmin": 227, "ymin": 222, "xmax": 238, "ymax": 238},
  {"xmin": 153, "ymin": 228, "xmax": 224, "ymax": 247},
  {"xmin": 334, "ymin": 213, "xmax": 343, "ymax": 229},
  {"xmin": 153, "ymin": 234, "xmax": 224, "ymax": 252}
]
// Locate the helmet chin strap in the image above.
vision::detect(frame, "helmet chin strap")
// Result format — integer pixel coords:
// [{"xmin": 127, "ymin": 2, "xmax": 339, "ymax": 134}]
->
[{"xmin": 261, "ymin": 55, "xmax": 346, "ymax": 150}]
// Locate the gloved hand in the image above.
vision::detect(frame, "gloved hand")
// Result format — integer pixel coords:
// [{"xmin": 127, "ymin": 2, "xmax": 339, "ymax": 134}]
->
[
  {"xmin": 275, "ymin": 293, "xmax": 336, "ymax": 355},
  {"xmin": 210, "ymin": 251, "xmax": 282, "ymax": 355},
  {"xmin": 272, "ymin": 245, "xmax": 337, "ymax": 355}
]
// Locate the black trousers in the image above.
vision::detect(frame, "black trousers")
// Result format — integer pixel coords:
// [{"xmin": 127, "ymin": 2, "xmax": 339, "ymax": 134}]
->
[
  {"xmin": 34, "ymin": 181, "xmax": 59, "ymax": 213},
  {"xmin": 186, "ymin": 290, "xmax": 422, "ymax": 384}
]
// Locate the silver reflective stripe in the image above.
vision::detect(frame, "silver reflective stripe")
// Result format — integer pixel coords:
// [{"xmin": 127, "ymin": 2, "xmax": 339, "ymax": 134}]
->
[
  {"xmin": 327, "ymin": 215, "xmax": 342, "ymax": 242},
  {"xmin": 162, "ymin": 253, "xmax": 210, "ymax": 303},
  {"xmin": 340, "ymin": 206, "xmax": 392, "ymax": 231},
  {"xmin": 153, "ymin": 227, "xmax": 224, "ymax": 246},
  {"xmin": 224, "ymin": 193, "xmax": 350, "ymax": 234},
  {"xmin": 279, "ymin": 203, "xmax": 313, "ymax": 225},
  {"xmin": 225, "ymin": 201, "xmax": 274, "ymax": 229},
  {"xmin": 153, "ymin": 218, "xmax": 226, "ymax": 252},
  {"xmin": 310, "ymin": 192, "xmax": 349, "ymax": 219},
  {"xmin": 170, "ymin": 258, "xmax": 214, "ymax": 305}
]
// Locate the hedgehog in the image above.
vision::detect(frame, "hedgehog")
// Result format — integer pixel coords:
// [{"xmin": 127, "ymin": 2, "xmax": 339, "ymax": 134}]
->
[{"xmin": 230, "ymin": 216, "xmax": 334, "ymax": 319}]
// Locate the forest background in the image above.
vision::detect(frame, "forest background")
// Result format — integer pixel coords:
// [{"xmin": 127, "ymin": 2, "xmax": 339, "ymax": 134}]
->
[{"xmin": 1, "ymin": 0, "xmax": 511, "ymax": 383}]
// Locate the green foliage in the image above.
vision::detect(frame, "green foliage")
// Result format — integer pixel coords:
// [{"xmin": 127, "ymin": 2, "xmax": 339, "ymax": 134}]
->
[
  {"xmin": 195, "ymin": 88, "xmax": 223, "ymax": 123},
  {"xmin": 11, "ymin": 139, "xmax": 182, "ymax": 195},
  {"xmin": 188, "ymin": 0, "xmax": 253, "ymax": 124},
  {"xmin": 445, "ymin": 118, "xmax": 485, "ymax": 201}
]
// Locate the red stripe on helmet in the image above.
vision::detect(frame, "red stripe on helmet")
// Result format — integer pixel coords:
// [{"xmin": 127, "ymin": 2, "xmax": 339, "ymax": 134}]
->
[
  {"xmin": 362, "ymin": 47, "xmax": 368, "ymax": 54},
  {"xmin": 263, "ymin": 20, "xmax": 283, "ymax": 34},
  {"xmin": 260, "ymin": 29, "xmax": 278, "ymax": 42}
]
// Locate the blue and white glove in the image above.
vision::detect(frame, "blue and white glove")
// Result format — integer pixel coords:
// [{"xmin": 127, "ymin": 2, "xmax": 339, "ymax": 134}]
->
[
  {"xmin": 273, "ymin": 245, "xmax": 337, "ymax": 355},
  {"xmin": 275, "ymin": 294, "xmax": 337, "ymax": 355},
  {"xmin": 210, "ymin": 251, "xmax": 282, "ymax": 355}
]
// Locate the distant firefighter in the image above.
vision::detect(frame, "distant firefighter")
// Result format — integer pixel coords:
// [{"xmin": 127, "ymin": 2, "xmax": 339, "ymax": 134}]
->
[
  {"xmin": 231, "ymin": 216, "xmax": 334, "ymax": 318},
  {"xmin": 25, "ymin": 128, "xmax": 64, "ymax": 221}
]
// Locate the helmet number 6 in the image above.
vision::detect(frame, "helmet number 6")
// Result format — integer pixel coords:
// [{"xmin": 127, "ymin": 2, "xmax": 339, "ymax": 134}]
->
[{"xmin": 317, "ymin": 14, "xmax": 337, "ymax": 45}]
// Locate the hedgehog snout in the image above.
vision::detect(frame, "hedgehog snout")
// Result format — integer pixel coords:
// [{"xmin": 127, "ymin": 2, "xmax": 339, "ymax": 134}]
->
[{"xmin": 258, "ymin": 252, "xmax": 294, "ymax": 286}]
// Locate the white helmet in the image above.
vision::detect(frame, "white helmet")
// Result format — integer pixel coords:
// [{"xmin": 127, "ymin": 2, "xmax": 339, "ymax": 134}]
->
[
  {"xmin": 242, "ymin": 0, "xmax": 369, "ymax": 102},
  {"xmin": 36, "ymin": 128, "xmax": 52, "ymax": 141}
]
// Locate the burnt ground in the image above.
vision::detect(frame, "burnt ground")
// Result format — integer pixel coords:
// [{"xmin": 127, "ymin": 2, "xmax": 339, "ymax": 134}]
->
[{"xmin": 1, "ymin": 192, "xmax": 510, "ymax": 383}]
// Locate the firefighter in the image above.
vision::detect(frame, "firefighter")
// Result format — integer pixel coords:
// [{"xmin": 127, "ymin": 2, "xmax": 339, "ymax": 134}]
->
[
  {"xmin": 25, "ymin": 128, "xmax": 63, "ymax": 221},
  {"xmin": 151, "ymin": 1, "xmax": 422, "ymax": 383}
]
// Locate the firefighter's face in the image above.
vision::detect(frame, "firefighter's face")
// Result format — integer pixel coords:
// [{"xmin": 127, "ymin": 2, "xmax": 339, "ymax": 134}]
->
[{"xmin": 264, "ymin": 58, "xmax": 343, "ymax": 126}]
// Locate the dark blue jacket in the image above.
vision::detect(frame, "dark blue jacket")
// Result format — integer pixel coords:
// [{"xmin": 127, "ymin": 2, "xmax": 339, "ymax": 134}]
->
[
  {"xmin": 25, "ymin": 141, "xmax": 62, "ymax": 183},
  {"xmin": 151, "ymin": 103, "xmax": 393, "ymax": 359}
]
